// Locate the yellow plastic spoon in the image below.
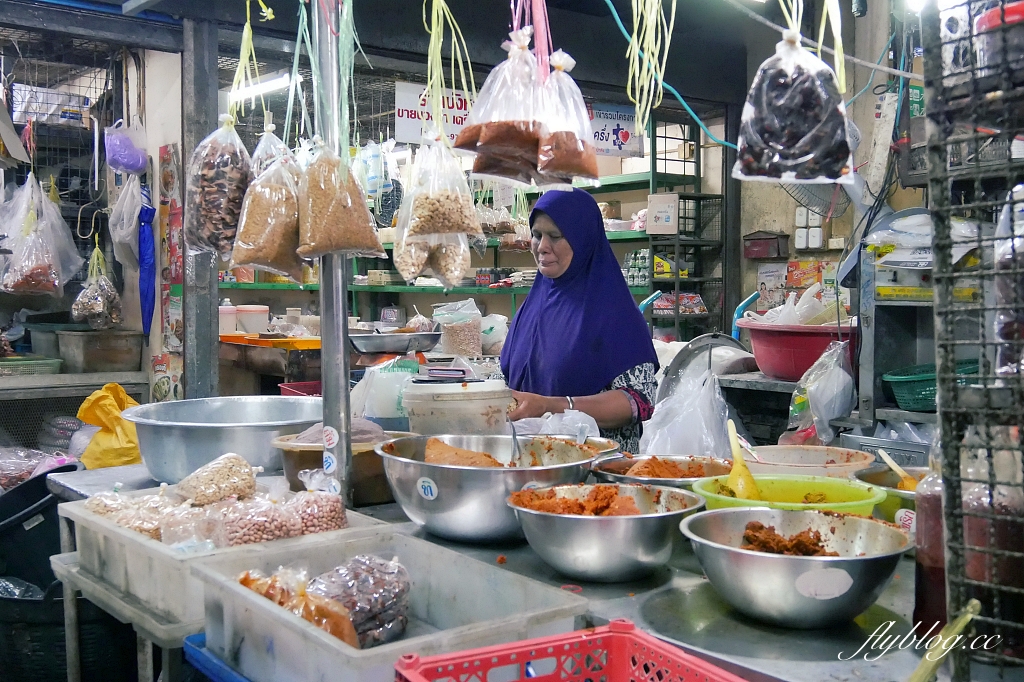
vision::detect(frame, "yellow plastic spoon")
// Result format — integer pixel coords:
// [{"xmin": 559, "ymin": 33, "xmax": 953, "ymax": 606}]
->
[{"xmin": 726, "ymin": 419, "xmax": 761, "ymax": 501}]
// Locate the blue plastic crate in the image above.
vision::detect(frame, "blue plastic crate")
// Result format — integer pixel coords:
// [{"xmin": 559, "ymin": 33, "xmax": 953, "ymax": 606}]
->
[{"xmin": 183, "ymin": 634, "xmax": 252, "ymax": 682}]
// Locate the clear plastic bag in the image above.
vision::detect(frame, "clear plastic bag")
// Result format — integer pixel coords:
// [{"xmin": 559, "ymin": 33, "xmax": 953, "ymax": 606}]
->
[
  {"xmin": 84, "ymin": 491, "xmax": 134, "ymax": 517},
  {"xmin": 401, "ymin": 135, "xmax": 480, "ymax": 237},
  {"xmin": 639, "ymin": 371, "xmax": 731, "ymax": 458},
  {"xmin": 109, "ymin": 174, "xmax": 141, "ymax": 269},
  {"xmin": 287, "ymin": 468, "xmax": 348, "ymax": 534},
  {"xmin": 395, "ymin": 232, "xmax": 471, "ymax": 289},
  {"xmin": 780, "ymin": 341, "xmax": 855, "ymax": 445},
  {"xmin": 104, "ymin": 119, "xmax": 148, "ymax": 175},
  {"xmin": 406, "ymin": 306, "xmax": 434, "ymax": 333},
  {"xmin": 434, "ymin": 299, "xmax": 483, "ymax": 356},
  {"xmin": 995, "ymin": 186, "xmax": 1024, "ymax": 375},
  {"xmin": 250, "ymin": 124, "xmax": 294, "ymax": 178},
  {"xmin": 733, "ymin": 31, "xmax": 853, "ymax": 184},
  {"xmin": 307, "ymin": 554, "xmax": 411, "ymax": 649},
  {"xmin": 176, "ymin": 453, "xmax": 260, "ymax": 506},
  {"xmin": 72, "ymin": 245, "xmax": 123, "ymax": 330},
  {"xmin": 217, "ymin": 483, "xmax": 302, "ymax": 546},
  {"xmin": 357, "ymin": 141, "xmax": 384, "ymax": 201},
  {"xmin": 184, "ymin": 114, "xmax": 252, "ymax": 259},
  {"xmin": 350, "ymin": 354, "xmax": 420, "ymax": 420},
  {"xmin": 230, "ymin": 157, "xmax": 303, "ymax": 282},
  {"xmin": 455, "ymin": 28, "xmax": 541, "ymax": 165},
  {"xmin": 160, "ymin": 502, "xmax": 227, "ymax": 552},
  {"xmin": 537, "ymin": 50, "xmax": 598, "ymax": 181},
  {"xmin": 511, "ymin": 410, "xmax": 600, "ymax": 441},
  {"xmin": 480, "ymin": 314, "xmax": 508, "ymax": 355},
  {"xmin": 0, "ymin": 447, "xmax": 47, "ymax": 490},
  {"xmin": 297, "ymin": 138, "xmax": 385, "ymax": 258},
  {"xmin": 0, "ymin": 577, "xmax": 44, "ymax": 599}
]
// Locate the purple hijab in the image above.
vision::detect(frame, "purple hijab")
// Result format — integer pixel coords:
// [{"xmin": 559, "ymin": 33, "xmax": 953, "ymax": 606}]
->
[{"xmin": 500, "ymin": 188, "xmax": 658, "ymax": 397}]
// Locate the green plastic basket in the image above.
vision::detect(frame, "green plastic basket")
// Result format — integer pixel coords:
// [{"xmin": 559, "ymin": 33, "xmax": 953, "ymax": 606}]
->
[
  {"xmin": 0, "ymin": 355, "xmax": 63, "ymax": 376},
  {"xmin": 882, "ymin": 361, "xmax": 979, "ymax": 412}
]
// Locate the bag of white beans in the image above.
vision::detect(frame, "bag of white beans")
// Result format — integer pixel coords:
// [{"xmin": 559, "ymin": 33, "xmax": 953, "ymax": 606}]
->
[
  {"xmin": 176, "ymin": 453, "xmax": 261, "ymax": 506},
  {"xmin": 287, "ymin": 468, "xmax": 348, "ymax": 535}
]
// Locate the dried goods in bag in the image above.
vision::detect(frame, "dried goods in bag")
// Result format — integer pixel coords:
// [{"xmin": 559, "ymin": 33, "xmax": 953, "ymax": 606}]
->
[
  {"xmin": 308, "ymin": 555, "xmax": 411, "ymax": 648},
  {"xmin": 72, "ymin": 245, "xmax": 123, "ymax": 329},
  {"xmin": 176, "ymin": 452, "xmax": 260, "ymax": 506},
  {"xmin": 994, "ymin": 186, "xmax": 1024, "ymax": 375},
  {"xmin": 231, "ymin": 157, "xmax": 304, "ymax": 282},
  {"xmin": 733, "ymin": 30, "xmax": 853, "ymax": 183},
  {"xmin": 286, "ymin": 468, "xmax": 348, "ymax": 534},
  {"xmin": 402, "ymin": 136, "xmax": 480, "ymax": 237},
  {"xmin": 297, "ymin": 138, "xmax": 386, "ymax": 258},
  {"xmin": 185, "ymin": 114, "xmax": 252, "ymax": 259},
  {"xmin": 537, "ymin": 50, "xmax": 598, "ymax": 181},
  {"xmin": 250, "ymin": 124, "xmax": 294, "ymax": 178},
  {"xmin": 216, "ymin": 490, "xmax": 302, "ymax": 546},
  {"xmin": 433, "ymin": 298, "xmax": 482, "ymax": 356}
]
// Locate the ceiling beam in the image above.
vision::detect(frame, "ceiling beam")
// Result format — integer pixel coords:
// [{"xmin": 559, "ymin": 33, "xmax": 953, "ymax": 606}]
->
[{"xmin": 0, "ymin": 0, "xmax": 183, "ymax": 51}]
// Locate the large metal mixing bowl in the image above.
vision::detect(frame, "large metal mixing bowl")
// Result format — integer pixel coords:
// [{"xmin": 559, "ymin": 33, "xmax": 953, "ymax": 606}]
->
[
  {"xmin": 375, "ymin": 435, "xmax": 597, "ymax": 542},
  {"xmin": 854, "ymin": 464, "xmax": 927, "ymax": 524},
  {"xmin": 510, "ymin": 483, "xmax": 705, "ymax": 582},
  {"xmin": 680, "ymin": 508, "xmax": 909, "ymax": 628},
  {"xmin": 348, "ymin": 331, "xmax": 441, "ymax": 354},
  {"xmin": 122, "ymin": 396, "xmax": 322, "ymax": 483},
  {"xmin": 591, "ymin": 454, "xmax": 732, "ymax": 490}
]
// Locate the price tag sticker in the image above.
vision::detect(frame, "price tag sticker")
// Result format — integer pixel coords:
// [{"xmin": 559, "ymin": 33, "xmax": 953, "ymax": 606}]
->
[
  {"xmin": 795, "ymin": 568, "xmax": 853, "ymax": 600},
  {"xmin": 325, "ymin": 478, "xmax": 342, "ymax": 495},
  {"xmin": 322, "ymin": 453, "xmax": 337, "ymax": 474},
  {"xmin": 417, "ymin": 477, "xmax": 438, "ymax": 501},
  {"xmin": 894, "ymin": 508, "xmax": 916, "ymax": 537},
  {"xmin": 323, "ymin": 426, "xmax": 339, "ymax": 449}
]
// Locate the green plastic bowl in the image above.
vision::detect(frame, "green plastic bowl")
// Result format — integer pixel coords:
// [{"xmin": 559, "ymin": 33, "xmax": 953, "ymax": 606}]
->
[{"xmin": 691, "ymin": 474, "xmax": 886, "ymax": 516}]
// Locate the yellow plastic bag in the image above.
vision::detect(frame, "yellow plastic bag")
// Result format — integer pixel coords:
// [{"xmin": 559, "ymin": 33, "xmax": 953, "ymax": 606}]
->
[{"xmin": 77, "ymin": 383, "xmax": 141, "ymax": 469}]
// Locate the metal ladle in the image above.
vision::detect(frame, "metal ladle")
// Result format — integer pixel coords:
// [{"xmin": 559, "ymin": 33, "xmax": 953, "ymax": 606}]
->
[{"xmin": 507, "ymin": 416, "xmax": 527, "ymax": 468}]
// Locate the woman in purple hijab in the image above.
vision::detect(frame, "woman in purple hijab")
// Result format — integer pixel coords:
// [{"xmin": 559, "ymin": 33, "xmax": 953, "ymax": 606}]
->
[{"xmin": 501, "ymin": 188, "xmax": 658, "ymax": 452}]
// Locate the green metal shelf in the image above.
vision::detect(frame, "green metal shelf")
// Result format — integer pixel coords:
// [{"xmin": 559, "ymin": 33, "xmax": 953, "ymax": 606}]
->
[
  {"xmin": 378, "ymin": 230, "xmax": 648, "ymax": 251},
  {"xmin": 219, "ymin": 282, "xmax": 317, "ymax": 290},
  {"xmin": 475, "ymin": 172, "xmax": 696, "ymax": 200},
  {"xmin": 349, "ymin": 284, "xmax": 650, "ymax": 295}
]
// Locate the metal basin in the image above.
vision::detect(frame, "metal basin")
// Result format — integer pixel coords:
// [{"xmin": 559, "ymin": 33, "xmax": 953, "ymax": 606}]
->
[
  {"xmin": 122, "ymin": 396, "xmax": 322, "ymax": 483},
  {"xmin": 854, "ymin": 464, "xmax": 928, "ymax": 523},
  {"xmin": 375, "ymin": 435, "xmax": 598, "ymax": 543},
  {"xmin": 591, "ymin": 454, "xmax": 732, "ymax": 490},
  {"xmin": 348, "ymin": 331, "xmax": 441, "ymax": 354},
  {"xmin": 509, "ymin": 483, "xmax": 705, "ymax": 582},
  {"xmin": 680, "ymin": 508, "xmax": 909, "ymax": 628}
]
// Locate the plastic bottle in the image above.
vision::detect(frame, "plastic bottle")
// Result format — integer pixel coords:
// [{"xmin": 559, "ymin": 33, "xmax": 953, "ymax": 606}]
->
[{"xmin": 913, "ymin": 451, "xmax": 946, "ymax": 632}]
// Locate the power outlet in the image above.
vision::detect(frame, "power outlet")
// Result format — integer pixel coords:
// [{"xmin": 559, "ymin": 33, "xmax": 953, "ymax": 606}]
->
[
  {"xmin": 807, "ymin": 212, "xmax": 822, "ymax": 227},
  {"xmin": 795, "ymin": 207, "xmax": 808, "ymax": 227},
  {"xmin": 828, "ymin": 237, "xmax": 847, "ymax": 250}
]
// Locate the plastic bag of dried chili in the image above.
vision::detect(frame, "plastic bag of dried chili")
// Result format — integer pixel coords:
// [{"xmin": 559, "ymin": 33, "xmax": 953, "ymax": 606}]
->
[{"xmin": 733, "ymin": 30, "xmax": 853, "ymax": 184}]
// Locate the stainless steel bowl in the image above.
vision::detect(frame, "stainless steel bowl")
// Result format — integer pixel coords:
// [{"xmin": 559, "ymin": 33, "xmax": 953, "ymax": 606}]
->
[
  {"xmin": 591, "ymin": 454, "xmax": 732, "ymax": 489},
  {"xmin": 375, "ymin": 435, "xmax": 598, "ymax": 542},
  {"xmin": 348, "ymin": 331, "xmax": 441, "ymax": 354},
  {"xmin": 680, "ymin": 508, "xmax": 909, "ymax": 628},
  {"xmin": 854, "ymin": 465, "xmax": 928, "ymax": 523},
  {"xmin": 122, "ymin": 396, "xmax": 322, "ymax": 483},
  {"xmin": 510, "ymin": 483, "xmax": 705, "ymax": 582}
]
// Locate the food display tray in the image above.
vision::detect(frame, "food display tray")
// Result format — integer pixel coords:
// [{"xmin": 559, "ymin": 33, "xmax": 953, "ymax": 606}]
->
[
  {"xmin": 191, "ymin": 528, "xmax": 588, "ymax": 682},
  {"xmin": 58, "ymin": 486, "xmax": 385, "ymax": 624}
]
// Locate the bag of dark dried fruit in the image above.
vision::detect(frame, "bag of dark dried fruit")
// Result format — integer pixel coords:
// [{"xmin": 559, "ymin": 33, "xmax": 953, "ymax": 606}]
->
[{"xmin": 733, "ymin": 26, "xmax": 853, "ymax": 184}]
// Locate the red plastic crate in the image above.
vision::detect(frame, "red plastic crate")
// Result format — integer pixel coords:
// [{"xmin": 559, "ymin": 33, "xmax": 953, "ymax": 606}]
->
[
  {"xmin": 279, "ymin": 381, "xmax": 322, "ymax": 396},
  {"xmin": 394, "ymin": 619, "xmax": 747, "ymax": 682}
]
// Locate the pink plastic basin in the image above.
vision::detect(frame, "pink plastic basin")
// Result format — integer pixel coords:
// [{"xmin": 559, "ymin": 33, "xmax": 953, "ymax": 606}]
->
[{"xmin": 736, "ymin": 318, "xmax": 854, "ymax": 381}]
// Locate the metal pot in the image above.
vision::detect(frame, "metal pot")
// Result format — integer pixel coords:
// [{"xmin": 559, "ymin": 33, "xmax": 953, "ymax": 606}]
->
[
  {"xmin": 122, "ymin": 396, "xmax": 322, "ymax": 483},
  {"xmin": 375, "ymin": 435, "xmax": 597, "ymax": 542}
]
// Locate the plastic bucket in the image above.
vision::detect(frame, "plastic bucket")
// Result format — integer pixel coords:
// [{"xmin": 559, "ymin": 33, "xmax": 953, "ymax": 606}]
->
[{"xmin": 736, "ymin": 318, "xmax": 854, "ymax": 381}]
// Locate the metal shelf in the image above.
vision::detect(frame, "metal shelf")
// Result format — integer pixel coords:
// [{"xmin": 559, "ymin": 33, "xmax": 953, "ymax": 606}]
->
[
  {"xmin": 0, "ymin": 371, "xmax": 150, "ymax": 400},
  {"xmin": 378, "ymin": 230, "xmax": 650, "ymax": 251},
  {"xmin": 219, "ymin": 282, "xmax": 318, "ymax": 290},
  {"xmin": 875, "ymin": 408, "xmax": 938, "ymax": 425}
]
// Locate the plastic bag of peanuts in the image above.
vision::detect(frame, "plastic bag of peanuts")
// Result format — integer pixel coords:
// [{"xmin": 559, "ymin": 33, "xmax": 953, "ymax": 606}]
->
[
  {"xmin": 287, "ymin": 469, "xmax": 348, "ymax": 535},
  {"xmin": 176, "ymin": 453, "xmax": 261, "ymax": 506},
  {"xmin": 400, "ymin": 131, "xmax": 481, "ymax": 238},
  {"xmin": 394, "ymin": 233, "xmax": 471, "ymax": 290},
  {"xmin": 216, "ymin": 481, "xmax": 302, "ymax": 546},
  {"xmin": 160, "ymin": 502, "xmax": 228, "ymax": 552}
]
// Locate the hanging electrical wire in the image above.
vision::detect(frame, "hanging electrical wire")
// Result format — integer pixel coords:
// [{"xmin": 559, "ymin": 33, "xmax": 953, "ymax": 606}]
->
[{"xmin": 625, "ymin": 0, "xmax": 677, "ymax": 132}]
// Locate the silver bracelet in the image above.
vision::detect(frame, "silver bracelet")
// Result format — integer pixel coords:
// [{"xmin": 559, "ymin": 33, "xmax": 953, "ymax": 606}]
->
[{"xmin": 566, "ymin": 396, "xmax": 575, "ymax": 410}]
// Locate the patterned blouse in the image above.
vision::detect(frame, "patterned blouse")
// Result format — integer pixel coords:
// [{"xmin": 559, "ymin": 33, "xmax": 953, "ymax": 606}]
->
[{"xmin": 498, "ymin": 362, "xmax": 657, "ymax": 454}]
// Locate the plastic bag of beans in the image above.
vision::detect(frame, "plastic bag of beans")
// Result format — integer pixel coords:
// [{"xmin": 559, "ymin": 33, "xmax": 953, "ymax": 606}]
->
[
  {"xmin": 176, "ymin": 453, "xmax": 261, "ymax": 506},
  {"xmin": 217, "ymin": 482, "xmax": 301, "ymax": 546},
  {"xmin": 287, "ymin": 468, "xmax": 348, "ymax": 535}
]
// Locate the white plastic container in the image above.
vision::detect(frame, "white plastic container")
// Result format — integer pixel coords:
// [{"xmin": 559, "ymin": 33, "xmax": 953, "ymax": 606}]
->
[
  {"xmin": 59, "ymin": 487, "xmax": 384, "ymax": 624},
  {"xmin": 745, "ymin": 445, "xmax": 876, "ymax": 478},
  {"xmin": 401, "ymin": 380, "xmax": 512, "ymax": 436},
  {"xmin": 192, "ymin": 529, "xmax": 588, "ymax": 682},
  {"xmin": 219, "ymin": 305, "xmax": 238, "ymax": 334},
  {"xmin": 236, "ymin": 305, "xmax": 270, "ymax": 333}
]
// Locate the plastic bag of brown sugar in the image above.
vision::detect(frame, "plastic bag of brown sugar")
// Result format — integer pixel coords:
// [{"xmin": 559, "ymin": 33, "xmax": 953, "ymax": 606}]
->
[
  {"xmin": 185, "ymin": 114, "xmax": 252, "ymax": 260},
  {"xmin": 231, "ymin": 157, "xmax": 304, "ymax": 282},
  {"xmin": 537, "ymin": 51, "xmax": 598, "ymax": 181},
  {"xmin": 472, "ymin": 152, "xmax": 539, "ymax": 188},
  {"xmin": 297, "ymin": 138, "xmax": 386, "ymax": 259},
  {"xmin": 402, "ymin": 134, "xmax": 481, "ymax": 237},
  {"xmin": 455, "ymin": 27, "xmax": 542, "ymax": 164}
]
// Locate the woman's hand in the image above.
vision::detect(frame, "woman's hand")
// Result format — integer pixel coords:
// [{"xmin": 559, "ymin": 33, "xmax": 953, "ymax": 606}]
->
[{"xmin": 508, "ymin": 390, "xmax": 562, "ymax": 421}]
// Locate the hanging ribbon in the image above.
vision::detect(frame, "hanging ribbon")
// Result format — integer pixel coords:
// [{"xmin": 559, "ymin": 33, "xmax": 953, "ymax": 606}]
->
[
  {"xmin": 422, "ymin": 0, "xmax": 476, "ymax": 142},
  {"xmin": 814, "ymin": 0, "xmax": 846, "ymax": 93},
  {"xmin": 531, "ymin": 0, "xmax": 551, "ymax": 82},
  {"xmin": 284, "ymin": 0, "xmax": 318, "ymax": 146},
  {"xmin": 626, "ymin": 0, "xmax": 677, "ymax": 131},
  {"xmin": 229, "ymin": 0, "xmax": 273, "ymax": 119}
]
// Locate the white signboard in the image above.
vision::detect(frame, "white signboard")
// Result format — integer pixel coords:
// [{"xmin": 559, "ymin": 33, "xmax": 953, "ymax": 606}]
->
[
  {"xmin": 394, "ymin": 81, "xmax": 471, "ymax": 145},
  {"xmin": 588, "ymin": 103, "xmax": 641, "ymax": 157}
]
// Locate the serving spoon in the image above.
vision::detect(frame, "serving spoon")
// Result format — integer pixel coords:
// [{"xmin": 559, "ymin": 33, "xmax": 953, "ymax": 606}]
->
[{"xmin": 878, "ymin": 448, "xmax": 918, "ymax": 492}]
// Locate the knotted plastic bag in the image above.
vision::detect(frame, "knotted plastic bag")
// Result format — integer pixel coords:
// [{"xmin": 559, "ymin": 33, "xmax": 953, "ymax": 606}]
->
[
  {"xmin": 105, "ymin": 119, "xmax": 148, "ymax": 175},
  {"xmin": 72, "ymin": 244, "xmax": 123, "ymax": 329},
  {"xmin": 401, "ymin": 132, "xmax": 480, "ymax": 238},
  {"xmin": 286, "ymin": 468, "xmax": 348, "ymax": 534},
  {"xmin": 231, "ymin": 157, "xmax": 303, "ymax": 282},
  {"xmin": 109, "ymin": 174, "xmax": 142, "ymax": 269},
  {"xmin": 639, "ymin": 371, "xmax": 731, "ymax": 458},
  {"xmin": 733, "ymin": 30, "xmax": 853, "ymax": 184},
  {"xmin": 184, "ymin": 114, "xmax": 252, "ymax": 259},
  {"xmin": 537, "ymin": 50, "xmax": 598, "ymax": 182},
  {"xmin": 250, "ymin": 123, "xmax": 294, "ymax": 178}
]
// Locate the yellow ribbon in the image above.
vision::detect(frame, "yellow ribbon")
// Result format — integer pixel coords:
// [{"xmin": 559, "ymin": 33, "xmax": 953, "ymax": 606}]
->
[
  {"xmin": 422, "ymin": 0, "xmax": 476, "ymax": 143},
  {"xmin": 229, "ymin": 0, "xmax": 272, "ymax": 119},
  {"xmin": 626, "ymin": 0, "xmax": 677, "ymax": 132}
]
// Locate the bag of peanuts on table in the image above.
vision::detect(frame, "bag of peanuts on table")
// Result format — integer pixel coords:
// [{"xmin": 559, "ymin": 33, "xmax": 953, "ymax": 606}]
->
[
  {"xmin": 184, "ymin": 114, "xmax": 252, "ymax": 259},
  {"xmin": 214, "ymin": 479, "xmax": 302, "ymax": 546},
  {"xmin": 230, "ymin": 156, "xmax": 304, "ymax": 283},
  {"xmin": 175, "ymin": 452, "xmax": 261, "ymax": 506},
  {"xmin": 286, "ymin": 468, "xmax": 348, "ymax": 534},
  {"xmin": 297, "ymin": 136, "xmax": 386, "ymax": 259}
]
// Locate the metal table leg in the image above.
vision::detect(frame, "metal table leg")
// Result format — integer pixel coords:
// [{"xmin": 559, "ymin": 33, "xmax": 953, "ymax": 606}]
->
[
  {"xmin": 162, "ymin": 646, "xmax": 185, "ymax": 682},
  {"xmin": 63, "ymin": 580, "xmax": 81, "ymax": 682}
]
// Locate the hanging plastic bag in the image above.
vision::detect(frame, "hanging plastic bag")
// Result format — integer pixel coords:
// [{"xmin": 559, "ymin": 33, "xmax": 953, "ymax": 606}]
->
[
  {"xmin": 38, "ymin": 179, "xmax": 86, "ymax": 286},
  {"xmin": 231, "ymin": 157, "xmax": 304, "ymax": 282},
  {"xmin": 72, "ymin": 243, "xmax": 123, "ymax": 330},
  {"xmin": 733, "ymin": 29, "xmax": 853, "ymax": 183},
  {"xmin": 109, "ymin": 174, "xmax": 142, "ymax": 269},
  {"xmin": 779, "ymin": 341, "xmax": 855, "ymax": 446},
  {"xmin": 401, "ymin": 133, "xmax": 480, "ymax": 237},
  {"xmin": 297, "ymin": 137, "xmax": 385, "ymax": 259},
  {"xmin": 357, "ymin": 141, "xmax": 384, "ymax": 201},
  {"xmin": 481, "ymin": 314, "xmax": 508, "ymax": 355},
  {"xmin": 184, "ymin": 114, "xmax": 252, "ymax": 259},
  {"xmin": 251, "ymin": 121, "xmax": 294, "ymax": 178},
  {"xmin": 433, "ymin": 299, "xmax": 483, "ymax": 356},
  {"xmin": 995, "ymin": 185, "xmax": 1024, "ymax": 375},
  {"xmin": 352, "ymin": 354, "xmax": 420, "ymax": 420},
  {"xmin": 537, "ymin": 50, "xmax": 598, "ymax": 182},
  {"xmin": 77, "ymin": 383, "xmax": 141, "ymax": 469},
  {"xmin": 104, "ymin": 119, "xmax": 148, "ymax": 175},
  {"xmin": 640, "ymin": 370, "xmax": 731, "ymax": 458}
]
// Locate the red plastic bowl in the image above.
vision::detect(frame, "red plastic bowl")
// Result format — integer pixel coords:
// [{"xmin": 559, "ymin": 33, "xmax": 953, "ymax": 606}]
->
[{"xmin": 736, "ymin": 318, "xmax": 854, "ymax": 381}]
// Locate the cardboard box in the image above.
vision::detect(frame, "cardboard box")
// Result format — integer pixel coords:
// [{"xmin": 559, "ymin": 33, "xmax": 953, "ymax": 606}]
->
[
  {"xmin": 646, "ymin": 194, "xmax": 679, "ymax": 235},
  {"xmin": 787, "ymin": 260, "xmax": 821, "ymax": 289},
  {"xmin": 368, "ymin": 270, "xmax": 406, "ymax": 286}
]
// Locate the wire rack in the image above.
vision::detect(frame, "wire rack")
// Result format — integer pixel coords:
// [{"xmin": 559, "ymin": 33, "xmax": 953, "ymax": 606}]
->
[{"xmin": 921, "ymin": 1, "xmax": 1024, "ymax": 678}]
